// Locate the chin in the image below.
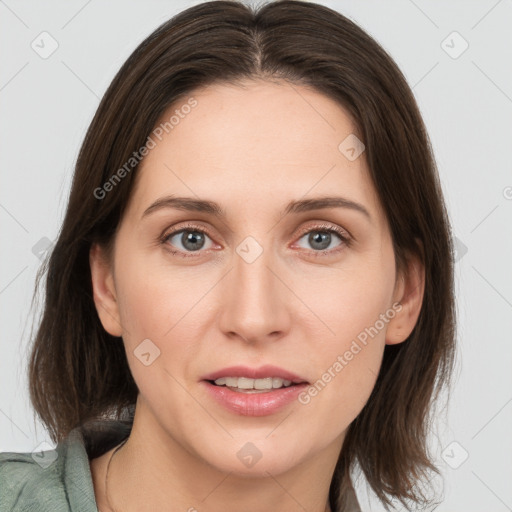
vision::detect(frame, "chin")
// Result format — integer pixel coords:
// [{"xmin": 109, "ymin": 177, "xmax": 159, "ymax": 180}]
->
[{"xmin": 198, "ymin": 438, "xmax": 308, "ymax": 478}]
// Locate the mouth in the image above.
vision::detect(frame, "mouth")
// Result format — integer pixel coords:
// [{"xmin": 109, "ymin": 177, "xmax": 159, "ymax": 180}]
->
[{"xmin": 200, "ymin": 365, "xmax": 309, "ymax": 414}]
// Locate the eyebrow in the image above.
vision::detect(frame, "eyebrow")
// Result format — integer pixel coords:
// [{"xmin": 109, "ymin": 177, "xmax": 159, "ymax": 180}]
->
[{"xmin": 142, "ymin": 195, "xmax": 371, "ymax": 221}]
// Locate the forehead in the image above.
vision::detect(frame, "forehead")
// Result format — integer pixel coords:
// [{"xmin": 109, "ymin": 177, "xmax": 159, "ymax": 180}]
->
[{"xmin": 127, "ymin": 79, "xmax": 384, "ymax": 223}]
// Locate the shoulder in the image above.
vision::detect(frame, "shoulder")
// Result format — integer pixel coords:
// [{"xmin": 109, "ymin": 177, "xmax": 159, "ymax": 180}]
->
[
  {"xmin": 0, "ymin": 429, "xmax": 98, "ymax": 511},
  {"xmin": 0, "ymin": 450, "xmax": 61, "ymax": 510}
]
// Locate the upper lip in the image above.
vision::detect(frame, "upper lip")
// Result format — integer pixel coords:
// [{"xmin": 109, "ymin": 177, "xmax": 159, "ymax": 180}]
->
[{"xmin": 201, "ymin": 365, "xmax": 309, "ymax": 384}]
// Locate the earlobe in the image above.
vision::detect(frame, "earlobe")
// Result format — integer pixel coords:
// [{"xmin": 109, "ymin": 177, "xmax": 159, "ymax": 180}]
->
[
  {"xmin": 385, "ymin": 252, "xmax": 425, "ymax": 345},
  {"xmin": 89, "ymin": 242, "xmax": 123, "ymax": 337}
]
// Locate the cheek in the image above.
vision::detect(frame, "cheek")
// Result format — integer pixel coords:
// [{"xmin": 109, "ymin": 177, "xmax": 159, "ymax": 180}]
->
[
  {"xmin": 113, "ymin": 251, "xmax": 214, "ymax": 382},
  {"xmin": 294, "ymin": 248, "xmax": 395, "ymax": 344},
  {"xmin": 293, "ymin": 253, "xmax": 395, "ymax": 426},
  {"xmin": 113, "ymin": 261, "xmax": 205, "ymax": 417},
  {"xmin": 114, "ymin": 246, "xmax": 201, "ymax": 339}
]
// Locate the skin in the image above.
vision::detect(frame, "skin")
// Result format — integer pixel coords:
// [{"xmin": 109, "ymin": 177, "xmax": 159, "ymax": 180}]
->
[{"xmin": 89, "ymin": 79, "xmax": 424, "ymax": 512}]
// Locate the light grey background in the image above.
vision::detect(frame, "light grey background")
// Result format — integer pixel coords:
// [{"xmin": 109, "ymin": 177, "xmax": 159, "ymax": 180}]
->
[{"xmin": 1, "ymin": 0, "xmax": 511, "ymax": 510}]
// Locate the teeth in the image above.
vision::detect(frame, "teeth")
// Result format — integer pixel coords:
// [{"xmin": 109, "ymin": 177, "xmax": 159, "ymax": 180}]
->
[
  {"xmin": 213, "ymin": 377, "xmax": 294, "ymax": 389},
  {"xmin": 254, "ymin": 378, "xmax": 273, "ymax": 390}
]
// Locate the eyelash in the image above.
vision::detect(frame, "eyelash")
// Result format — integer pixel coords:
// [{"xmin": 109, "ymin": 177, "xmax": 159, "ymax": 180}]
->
[{"xmin": 160, "ymin": 222, "xmax": 352, "ymax": 259}]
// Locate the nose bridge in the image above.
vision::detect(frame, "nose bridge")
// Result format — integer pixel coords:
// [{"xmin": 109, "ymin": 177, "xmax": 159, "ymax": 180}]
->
[{"xmin": 220, "ymin": 234, "xmax": 288, "ymax": 341}]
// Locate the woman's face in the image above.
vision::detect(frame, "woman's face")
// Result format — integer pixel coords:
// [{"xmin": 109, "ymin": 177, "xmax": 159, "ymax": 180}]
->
[{"xmin": 91, "ymin": 79, "xmax": 420, "ymax": 477}]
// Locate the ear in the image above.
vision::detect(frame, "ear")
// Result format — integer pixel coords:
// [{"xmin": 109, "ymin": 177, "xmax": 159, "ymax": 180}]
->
[
  {"xmin": 89, "ymin": 242, "xmax": 123, "ymax": 337},
  {"xmin": 385, "ymin": 250, "xmax": 425, "ymax": 345}
]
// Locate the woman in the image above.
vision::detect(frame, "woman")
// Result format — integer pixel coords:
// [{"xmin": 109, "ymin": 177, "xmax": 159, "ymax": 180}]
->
[{"xmin": 0, "ymin": 1, "xmax": 456, "ymax": 511}]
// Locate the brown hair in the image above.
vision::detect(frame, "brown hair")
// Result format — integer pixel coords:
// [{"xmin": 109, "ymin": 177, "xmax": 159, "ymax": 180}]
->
[{"xmin": 28, "ymin": 0, "xmax": 456, "ymax": 509}]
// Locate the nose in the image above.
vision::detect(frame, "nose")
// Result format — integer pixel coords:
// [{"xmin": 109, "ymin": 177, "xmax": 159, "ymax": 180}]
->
[{"xmin": 218, "ymin": 237, "xmax": 291, "ymax": 345}]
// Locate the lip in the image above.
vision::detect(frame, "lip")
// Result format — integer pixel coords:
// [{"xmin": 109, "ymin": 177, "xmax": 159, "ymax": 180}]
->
[
  {"xmin": 201, "ymin": 380, "xmax": 309, "ymax": 416},
  {"xmin": 200, "ymin": 365, "xmax": 309, "ymax": 384},
  {"xmin": 200, "ymin": 365, "xmax": 310, "ymax": 417}
]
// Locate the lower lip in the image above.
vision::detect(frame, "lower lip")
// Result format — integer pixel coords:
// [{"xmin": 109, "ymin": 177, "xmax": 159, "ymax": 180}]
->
[{"xmin": 202, "ymin": 381, "xmax": 309, "ymax": 416}]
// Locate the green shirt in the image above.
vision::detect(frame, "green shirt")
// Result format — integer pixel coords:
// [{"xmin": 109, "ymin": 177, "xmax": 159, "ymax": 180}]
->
[
  {"xmin": 0, "ymin": 420, "xmax": 132, "ymax": 512},
  {"xmin": 0, "ymin": 427, "xmax": 101, "ymax": 511},
  {"xmin": 0, "ymin": 422, "xmax": 361, "ymax": 511}
]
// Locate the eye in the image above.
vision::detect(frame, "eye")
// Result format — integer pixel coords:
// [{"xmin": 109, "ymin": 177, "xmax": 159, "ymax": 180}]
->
[
  {"xmin": 161, "ymin": 224, "xmax": 216, "ymax": 257},
  {"xmin": 160, "ymin": 222, "xmax": 351, "ymax": 258},
  {"xmin": 293, "ymin": 224, "xmax": 350, "ymax": 256}
]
